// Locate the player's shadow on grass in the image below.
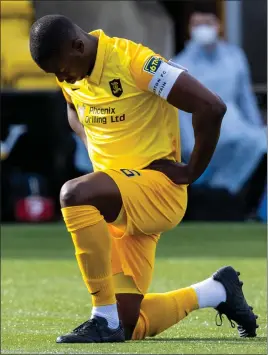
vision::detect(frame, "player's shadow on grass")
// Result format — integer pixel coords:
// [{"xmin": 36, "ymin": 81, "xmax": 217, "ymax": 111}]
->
[{"xmin": 141, "ymin": 336, "xmax": 266, "ymax": 342}]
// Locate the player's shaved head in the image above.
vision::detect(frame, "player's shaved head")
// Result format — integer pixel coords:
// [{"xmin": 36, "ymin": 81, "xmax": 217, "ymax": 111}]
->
[
  {"xmin": 30, "ymin": 15, "xmax": 77, "ymax": 69},
  {"xmin": 29, "ymin": 14, "xmax": 98, "ymax": 84}
]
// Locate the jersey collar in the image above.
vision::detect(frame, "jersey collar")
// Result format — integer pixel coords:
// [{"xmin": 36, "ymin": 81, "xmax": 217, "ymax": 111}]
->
[{"xmin": 87, "ymin": 29, "xmax": 108, "ymax": 85}]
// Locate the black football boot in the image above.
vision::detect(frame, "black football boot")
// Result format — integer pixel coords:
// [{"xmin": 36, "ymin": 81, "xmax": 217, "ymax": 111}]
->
[
  {"xmin": 213, "ymin": 266, "xmax": 259, "ymax": 337},
  {"xmin": 56, "ymin": 316, "xmax": 125, "ymax": 343}
]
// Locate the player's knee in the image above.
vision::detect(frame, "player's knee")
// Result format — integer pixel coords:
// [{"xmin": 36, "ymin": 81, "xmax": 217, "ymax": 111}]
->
[
  {"xmin": 60, "ymin": 180, "xmax": 82, "ymax": 207},
  {"xmin": 60, "ymin": 173, "xmax": 122, "ymax": 221}
]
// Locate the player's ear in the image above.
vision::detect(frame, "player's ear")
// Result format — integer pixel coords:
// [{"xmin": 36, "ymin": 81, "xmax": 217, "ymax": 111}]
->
[{"xmin": 73, "ymin": 39, "xmax": 84, "ymax": 54}]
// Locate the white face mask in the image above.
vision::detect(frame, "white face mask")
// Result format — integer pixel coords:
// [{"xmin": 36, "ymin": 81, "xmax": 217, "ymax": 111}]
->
[{"xmin": 191, "ymin": 25, "xmax": 218, "ymax": 45}]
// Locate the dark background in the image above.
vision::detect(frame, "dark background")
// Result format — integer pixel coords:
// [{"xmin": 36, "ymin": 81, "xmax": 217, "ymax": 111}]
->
[{"xmin": 1, "ymin": 0, "xmax": 267, "ymax": 222}]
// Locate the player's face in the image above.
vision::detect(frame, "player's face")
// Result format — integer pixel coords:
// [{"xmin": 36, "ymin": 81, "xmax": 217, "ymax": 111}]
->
[
  {"xmin": 48, "ymin": 40, "xmax": 89, "ymax": 84},
  {"xmin": 55, "ymin": 55, "xmax": 86, "ymax": 84}
]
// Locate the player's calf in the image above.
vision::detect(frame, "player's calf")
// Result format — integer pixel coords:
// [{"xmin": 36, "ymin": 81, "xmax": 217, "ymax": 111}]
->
[
  {"xmin": 116, "ymin": 293, "xmax": 144, "ymax": 340},
  {"xmin": 57, "ymin": 172, "xmax": 125, "ymax": 343}
]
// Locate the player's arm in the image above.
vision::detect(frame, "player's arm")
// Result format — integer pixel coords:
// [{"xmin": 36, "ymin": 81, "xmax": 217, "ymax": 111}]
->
[
  {"xmin": 166, "ymin": 70, "xmax": 226, "ymax": 184},
  {"xmin": 130, "ymin": 51, "xmax": 226, "ymax": 184},
  {"xmin": 56, "ymin": 78, "xmax": 87, "ymax": 147},
  {"xmin": 67, "ymin": 102, "xmax": 87, "ymax": 147}
]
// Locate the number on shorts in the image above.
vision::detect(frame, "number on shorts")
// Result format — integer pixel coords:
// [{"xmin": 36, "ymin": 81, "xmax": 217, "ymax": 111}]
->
[{"xmin": 120, "ymin": 169, "xmax": 141, "ymax": 177}]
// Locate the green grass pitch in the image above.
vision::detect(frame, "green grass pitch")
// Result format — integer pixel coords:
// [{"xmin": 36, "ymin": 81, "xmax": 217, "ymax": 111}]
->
[{"xmin": 1, "ymin": 223, "xmax": 267, "ymax": 354}]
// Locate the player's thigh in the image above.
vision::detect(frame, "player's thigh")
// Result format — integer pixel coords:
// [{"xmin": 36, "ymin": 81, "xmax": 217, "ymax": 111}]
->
[
  {"xmin": 105, "ymin": 168, "xmax": 187, "ymax": 235},
  {"xmin": 60, "ymin": 171, "xmax": 122, "ymax": 222}
]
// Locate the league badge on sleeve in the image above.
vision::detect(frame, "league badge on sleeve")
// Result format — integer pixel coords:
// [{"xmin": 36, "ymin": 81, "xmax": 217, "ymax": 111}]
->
[
  {"xmin": 143, "ymin": 56, "xmax": 163, "ymax": 75},
  {"xmin": 109, "ymin": 79, "xmax": 123, "ymax": 97}
]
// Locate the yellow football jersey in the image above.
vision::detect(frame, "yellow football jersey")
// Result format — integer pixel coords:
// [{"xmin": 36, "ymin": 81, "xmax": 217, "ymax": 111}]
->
[{"xmin": 57, "ymin": 30, "xmax": 182, "ymax": 172}]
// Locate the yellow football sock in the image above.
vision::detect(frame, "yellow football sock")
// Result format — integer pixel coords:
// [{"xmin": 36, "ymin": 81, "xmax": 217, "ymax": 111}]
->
[
  {"xmin": 132, "ymin": 287, "xmax": 199, "ymax": 340},
  {"xmin": 62, "ymin": 205, "xmax": 116, "ymax": 307}
]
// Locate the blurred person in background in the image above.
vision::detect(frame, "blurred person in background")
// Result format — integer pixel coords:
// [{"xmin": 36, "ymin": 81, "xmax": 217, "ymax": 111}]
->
[{"xmin": 173, "ymin": 12, "xmax": 267, "ymax": 220}]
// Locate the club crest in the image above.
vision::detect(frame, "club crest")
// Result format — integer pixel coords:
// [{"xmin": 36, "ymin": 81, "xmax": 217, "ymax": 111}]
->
[{"xmin": 109, "ymin": 79, "xmax": 123, "ymax": 97}]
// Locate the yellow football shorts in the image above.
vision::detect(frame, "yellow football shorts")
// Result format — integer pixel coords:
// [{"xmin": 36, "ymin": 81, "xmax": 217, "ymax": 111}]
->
[{"xmin": 104, "ymin": 168, "xmax": 187, "ymax": 295}]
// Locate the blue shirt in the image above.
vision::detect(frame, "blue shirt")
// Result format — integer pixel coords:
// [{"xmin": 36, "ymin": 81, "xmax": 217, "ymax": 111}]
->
[
  {"xmin": 173, "ymin": 40, "xmax": 266, "ymax": 192},
  {"xmin": 174, "ymin": 40, "xmax": 263, "ymax": 127}
]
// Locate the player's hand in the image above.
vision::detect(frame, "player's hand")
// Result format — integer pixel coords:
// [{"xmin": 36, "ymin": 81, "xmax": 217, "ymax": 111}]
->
[
  {"xmin": 151, "ymin": 160, "xmax": 192, "ymax": 185},
  {"xmin": 172, "ymin": 162, "xmax": 192, "ymax": 185}
]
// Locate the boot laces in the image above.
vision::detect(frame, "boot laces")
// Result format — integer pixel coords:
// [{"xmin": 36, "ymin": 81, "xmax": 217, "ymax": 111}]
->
[
  {"xmin": 73, "ymin": 319, "xmax": 99, "ymax": 335},
  {"xmin": 215, "ymin": 312, "xmax": 236, "ymax": 329}
]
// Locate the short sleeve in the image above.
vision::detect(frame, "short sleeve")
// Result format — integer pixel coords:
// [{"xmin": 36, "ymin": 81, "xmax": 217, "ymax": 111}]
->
[
  {"xmin": 129, "ymin": 44, "xmax": 166, "ymax": 91},
  {"xmin": 56, "ymin": 78, "xmax": 72, "ymax": 104},
  {"xmin": 129, "ymin": 44, "xmax": 186, "ymax": 99}
]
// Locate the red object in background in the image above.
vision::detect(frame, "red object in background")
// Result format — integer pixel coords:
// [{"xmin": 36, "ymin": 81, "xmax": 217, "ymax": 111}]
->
[{"xmin": 15, "ymin": 196, "xmax": 54, "ymax": 222}]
